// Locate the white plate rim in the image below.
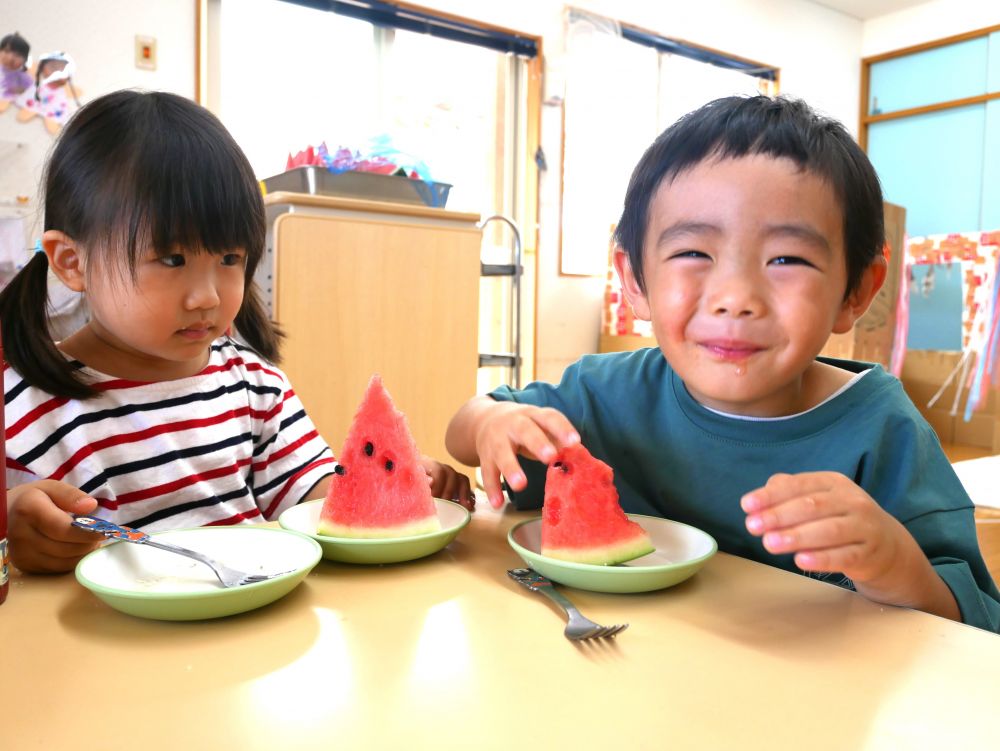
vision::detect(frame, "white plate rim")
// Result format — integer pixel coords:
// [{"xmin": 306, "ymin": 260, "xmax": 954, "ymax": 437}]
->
[
  {"xmin": 508, "ymin": 513, "xmax": 718, "ymax": 573},
  {"xmin": 75, "ymin": 525, "xmax": 322, "ymax": 602}
]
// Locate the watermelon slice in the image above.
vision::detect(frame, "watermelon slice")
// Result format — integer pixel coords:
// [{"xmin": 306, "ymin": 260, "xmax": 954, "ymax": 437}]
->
[
  {"xmin": 318, "ymin": 375, "xmax": 440, "ymax": 538},
  {"xmin": 541, "ymin": 444, "xmax": 653, "ymax": 565}
]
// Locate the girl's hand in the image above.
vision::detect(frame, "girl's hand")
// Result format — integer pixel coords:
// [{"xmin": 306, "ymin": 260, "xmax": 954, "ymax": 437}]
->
[
  {"xmin": 420, "ymin": 456, "xmax": 475, "ymax": 512},
  {"xmin": 474, "ymin": 403, "xmax": 580, "ymax": 509},
  {"xmin": 8, "ymin": 480, "xmax": 103, "ymax": 574},
  {"xmin": 741, "ymin": 471, "xmax": 959, "ymax": 619}
]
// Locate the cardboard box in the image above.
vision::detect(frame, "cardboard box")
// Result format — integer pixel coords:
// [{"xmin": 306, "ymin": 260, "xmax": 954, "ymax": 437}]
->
[{"xmin": 901, "ymin": 350, "xmax": 1000, "ymax": 451}]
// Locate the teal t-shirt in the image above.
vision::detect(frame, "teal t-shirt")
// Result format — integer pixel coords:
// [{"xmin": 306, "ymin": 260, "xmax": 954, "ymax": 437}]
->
[{"xmin": 491, "ymin": 348, "xmax": 1000, "ymax": 632}]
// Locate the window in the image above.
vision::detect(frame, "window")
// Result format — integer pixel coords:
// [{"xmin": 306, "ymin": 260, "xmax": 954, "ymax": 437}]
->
[
  {"xmin": 201, "ymin": 0, "xmax": 541, "ymax": 389},
  {"xmin": 560, "ymin": 9, "xmax": 776, "ymax": 277},
  {"xmin": 862, "ymin": 26, "xmax": 1000, "ymax": 237}
]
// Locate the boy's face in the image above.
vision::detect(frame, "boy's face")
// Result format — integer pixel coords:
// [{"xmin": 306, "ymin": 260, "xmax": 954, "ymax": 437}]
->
[{"xmin": 616, "ymin": 154, "xmax": 879, "ymax": 418}]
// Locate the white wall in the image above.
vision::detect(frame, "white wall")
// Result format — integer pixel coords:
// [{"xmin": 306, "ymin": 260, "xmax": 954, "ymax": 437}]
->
[
  {"xmin": 863, "ymin": 0, "xmax": 999, "ymax": 56},
  {"xmin": 0, "ymin": 0, "xmax": 195, "ymax": 245}
]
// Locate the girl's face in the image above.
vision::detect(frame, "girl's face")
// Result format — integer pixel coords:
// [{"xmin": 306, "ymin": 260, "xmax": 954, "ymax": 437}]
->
[
  {"xmin": 39, "ymin": 59, "xmax": 68, "ymax": 85},
  {"xmin": 0, "ymin": 48, "xmax": 26, "ymax": 71},
  {"xmin": 82, "ymin": 245, "xmax": 247, "ymax": 380}
]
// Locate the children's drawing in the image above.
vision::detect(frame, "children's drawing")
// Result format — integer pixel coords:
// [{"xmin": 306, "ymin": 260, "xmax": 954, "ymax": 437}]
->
[
  {"xmin": 15, "ymin": 51, "xmax": 81, "ymax": 134},
  {"xmin": 0, "ymin": 31, "xmax": 32, "ymax": 113}
]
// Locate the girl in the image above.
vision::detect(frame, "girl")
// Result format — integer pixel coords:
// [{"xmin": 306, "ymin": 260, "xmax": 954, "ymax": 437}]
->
[
  {"xmin": 0, "ymin": 32, "xmax": 32, "ymax": 110},
  {"xmin": 2, "ymin": 90, "xmax": 472, "ymax": 574}
]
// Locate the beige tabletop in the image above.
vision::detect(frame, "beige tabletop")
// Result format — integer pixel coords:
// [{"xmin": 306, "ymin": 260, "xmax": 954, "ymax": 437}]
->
[{"xmin": 4, "ymin": 498, "xmax": 1000, "ymax": 751}]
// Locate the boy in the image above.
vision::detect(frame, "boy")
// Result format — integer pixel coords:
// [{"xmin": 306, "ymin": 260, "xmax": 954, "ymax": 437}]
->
[{"xmin": 446, "ymin": 95, "xmax": 1000, "ymax": 632}]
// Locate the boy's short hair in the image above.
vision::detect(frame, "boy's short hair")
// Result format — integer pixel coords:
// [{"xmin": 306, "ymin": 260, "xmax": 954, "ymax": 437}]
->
[
  {"xmin": 0, "ymin": 32, "xmax": 30, "ymax": 60},
  {"xmin": 614, "ymin": 95, "xmax": 885, "ymax": 298}
]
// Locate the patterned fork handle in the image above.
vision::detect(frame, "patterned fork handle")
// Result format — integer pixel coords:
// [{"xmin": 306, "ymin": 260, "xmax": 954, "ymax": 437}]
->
[{"xmin": 507, "ymin": 568, "xmax": 628, "ymax": 640}]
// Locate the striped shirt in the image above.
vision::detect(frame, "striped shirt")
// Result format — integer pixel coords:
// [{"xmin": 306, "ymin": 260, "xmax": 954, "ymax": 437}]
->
[{"xmin": 4, "ymin": 337, "xmax": 335, "ymax": 531}]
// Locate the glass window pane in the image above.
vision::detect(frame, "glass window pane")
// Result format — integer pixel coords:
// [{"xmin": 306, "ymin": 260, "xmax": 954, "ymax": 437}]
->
[
  {"xmin": 868, "ymin": 103, "xmax": 985, "ymax": 236},
  {"xmin": 658, "ymin": 54, "xmax": 764, "ymax": 129},
  {"xmin": 218, "ymin": 0, "xmax": 378, "ymax": 178},
  {"xmin": 868, "ymin": 37, "xmax": 988, "ymax": 116},
  {"xmin": 381, "ymin": 30, "xmax": 501, "ymax": 213}
]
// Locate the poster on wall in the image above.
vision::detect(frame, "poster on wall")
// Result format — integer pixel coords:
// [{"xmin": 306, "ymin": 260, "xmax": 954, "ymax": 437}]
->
[
  {"xmin": 905, "ymin": 262, "xmax": 963, "ymax": 351},
  {"xmin": 1, "ymin": 32, "xmax": 82, "ymax": 136}
]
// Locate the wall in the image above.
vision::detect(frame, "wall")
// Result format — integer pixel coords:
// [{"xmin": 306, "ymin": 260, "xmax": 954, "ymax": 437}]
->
[
  {"xmin": 863, "ymin": 0, "xmax": 999, "ymax": 56},
  {"xmin": 0, "ymin": 0, "xmax": 195, "ymax": 245}
]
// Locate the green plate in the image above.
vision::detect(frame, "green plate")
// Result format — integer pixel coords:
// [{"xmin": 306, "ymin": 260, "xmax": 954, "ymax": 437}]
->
[
  {"xmin": 278, "ymin": 498, "xmax": 470, "ymax": 564},
  {"xmin": 508, "ymin": 514, "xmax": 717, "ymax": 593},
  {"xmin": 75, "ymin": 526, "xmax": 322, "ymax": 621}
]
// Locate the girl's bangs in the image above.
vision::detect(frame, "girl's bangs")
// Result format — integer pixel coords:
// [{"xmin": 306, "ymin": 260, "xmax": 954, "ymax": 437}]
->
[{"xmin": 141, "ymin": 136, "xmax": 265, "ymax": 263}]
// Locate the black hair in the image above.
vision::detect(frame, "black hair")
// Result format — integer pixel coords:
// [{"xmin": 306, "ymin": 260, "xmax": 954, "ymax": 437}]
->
[
  {"xmin": 0, "ymin": 32, "xmax": 30, "ymax": 64},
  {"xmin": 614, "ymin": 95, "xmax": 884, "ymax": 298},
  {"xmin": 0, "ymin": 89, "xmax": 281, "ymax": 399}
]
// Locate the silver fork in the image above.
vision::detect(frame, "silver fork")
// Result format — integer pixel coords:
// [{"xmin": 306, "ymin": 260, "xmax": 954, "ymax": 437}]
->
[
  {"xmin": 507, "ymin": 568, "xmax": 628, "ymax": 641},
  {"xmin": 72, "ymin": 515, "xmax": 291, "ymax": 588}
]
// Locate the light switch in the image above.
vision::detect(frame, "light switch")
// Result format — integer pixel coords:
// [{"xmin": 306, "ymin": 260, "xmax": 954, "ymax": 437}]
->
[{"xmin": 135, "ymin": 35, "xmax": 157, "ymax": 71}]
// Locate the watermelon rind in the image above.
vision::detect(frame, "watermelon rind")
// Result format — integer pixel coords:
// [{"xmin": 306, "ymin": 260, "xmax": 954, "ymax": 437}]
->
[{"xmin": 542, "ymin": 534, "xmax": 654, "ymax": 566}]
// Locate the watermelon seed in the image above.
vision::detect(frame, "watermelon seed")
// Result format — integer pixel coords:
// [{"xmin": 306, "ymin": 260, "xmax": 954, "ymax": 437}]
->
[
  {"xmin": 334, "ymin": 464, "xmax": 346, "ymax": 475},
  {"xmin": 364, "ymin": 441, "xmax": 374, "ymax": 456},
  {"xmin": 385, "ymin": 459, "xmax": 394, "ymax": 471}
]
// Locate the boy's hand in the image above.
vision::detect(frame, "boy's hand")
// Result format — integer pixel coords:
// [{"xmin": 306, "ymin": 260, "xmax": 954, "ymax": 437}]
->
[
  {"xmin": 8, "ymin": 480, "xmax": 102, "ymax": 574},
  {"xmin": 741, "ymin": 471, "xmax": 959, "ymax": 619},
  {"xmin": 420, "ymin": 456, "xmax": 475, "ymax": 512},
  {"xmin": 474, "ymin": 403, "xmax": 580, "ymax": 509}
]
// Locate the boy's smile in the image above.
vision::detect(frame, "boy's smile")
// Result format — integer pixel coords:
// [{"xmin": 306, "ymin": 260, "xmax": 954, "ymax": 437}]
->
[{"xmin": 617, "ymin": 154, "xmax": 876, "ymax": 418}]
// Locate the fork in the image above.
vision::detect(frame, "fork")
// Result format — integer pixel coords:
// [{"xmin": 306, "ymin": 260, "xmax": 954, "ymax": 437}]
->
[
  {"xmin": 507, "ymin": 568, "xmax": 628, "ymax": 641},
  {"xmin": 72, "ymin": 515, "xmax": 291, "ymax": 588}
]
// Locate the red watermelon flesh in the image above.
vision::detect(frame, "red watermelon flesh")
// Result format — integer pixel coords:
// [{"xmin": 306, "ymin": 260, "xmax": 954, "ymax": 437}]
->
[
  {"xmin": 541, "ymin": 444, "xmax": 653, "ymax": 565},
  {"xmin": 319, "ymin": 375, "xmax": 440, "ymax": 538}
]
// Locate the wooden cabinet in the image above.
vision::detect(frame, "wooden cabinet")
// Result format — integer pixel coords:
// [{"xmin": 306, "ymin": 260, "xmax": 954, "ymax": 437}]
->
[{"xmin": 262, "ymin": 192, "xmax": 481, "ymax": 468}]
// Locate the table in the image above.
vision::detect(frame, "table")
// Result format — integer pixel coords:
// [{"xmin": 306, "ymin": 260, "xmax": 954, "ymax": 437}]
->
[{"xmin": 5, "ymin": 500, "xmax": 1000, "ymax": 750}]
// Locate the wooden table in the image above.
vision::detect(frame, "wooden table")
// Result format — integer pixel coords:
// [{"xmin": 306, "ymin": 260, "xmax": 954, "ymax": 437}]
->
[{"xmin": 5, "ymin": 499, "xmax": 1000, "ymax": 750}]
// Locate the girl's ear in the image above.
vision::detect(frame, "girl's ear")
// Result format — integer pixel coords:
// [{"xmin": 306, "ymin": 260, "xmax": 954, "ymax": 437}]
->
[
  {"xmin": 43, "ymin": 230, "xmax": 87, "ymax": 292},
  {"xmin": 612, "ymin": 247, "xmax": 651, "ymax": 321}
]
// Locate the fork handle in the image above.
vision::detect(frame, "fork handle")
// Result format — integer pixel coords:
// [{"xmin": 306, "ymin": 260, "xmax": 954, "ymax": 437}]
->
[
  {"xmin": 507, "ymin": 568, "xmax": 581, "ymax": 618},
  {"xmin": 72, "ymin": 516, "xmax": 221, "ymax": 578}
]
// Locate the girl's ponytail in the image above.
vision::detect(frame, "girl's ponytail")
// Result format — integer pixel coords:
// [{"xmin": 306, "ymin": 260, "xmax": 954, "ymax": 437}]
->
[
  {"xmin": 0, "ymin": 254, "xmax": 93, "ymax": 399},
  {"xmin": 233, "ymin": 282, "xmax": 284, "ymax": 365}
]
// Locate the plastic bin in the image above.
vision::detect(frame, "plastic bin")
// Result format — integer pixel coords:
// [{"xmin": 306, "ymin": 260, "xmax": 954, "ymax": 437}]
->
[{"xmin": 262, "ymin": 166, "xmax": 451, "ymax": 208}]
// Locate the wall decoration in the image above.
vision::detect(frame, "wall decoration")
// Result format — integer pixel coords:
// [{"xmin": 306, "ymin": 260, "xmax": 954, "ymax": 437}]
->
[
  {"xmin": 905, "ymin": 231, "xmax": 1000, "ymax": 418},
  {"xmin": 905, "ymin": 262, "xmax": 962, "ymax": 351},
  {"xmin": 0, "ymin": 31, "xmax": 32, "ymax": 113},
  {"xmin": 14, "ymin": 51, "xmax": 81, "ymax": 135}
]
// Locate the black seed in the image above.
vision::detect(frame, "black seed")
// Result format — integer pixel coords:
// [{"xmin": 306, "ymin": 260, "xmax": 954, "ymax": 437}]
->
[
  {"xmin": 364, "ymin": 442, "xmax": 374, "ymax": 456},
  {"xmin": 553, "ymin": 461, "xmax": 562, "ymax": 468},
  {"xmin": 333, "ymin": 464, "xmax": 345, "ymax": 476},
  {"xmin": 385, "ymin": 460, "xmax": 394, "ymax": 471}
]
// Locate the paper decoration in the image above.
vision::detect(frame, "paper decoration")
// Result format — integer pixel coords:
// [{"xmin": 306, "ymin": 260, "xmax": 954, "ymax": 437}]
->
[{"xmin": 905, "ymin": 231, "xmax": 1000, "ymax": 419}]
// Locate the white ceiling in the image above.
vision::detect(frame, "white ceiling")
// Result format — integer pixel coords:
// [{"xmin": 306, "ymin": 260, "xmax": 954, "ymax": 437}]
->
[{"xmin": 808, "ymin": 0, "xmax": 933, "ymax": 21}]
